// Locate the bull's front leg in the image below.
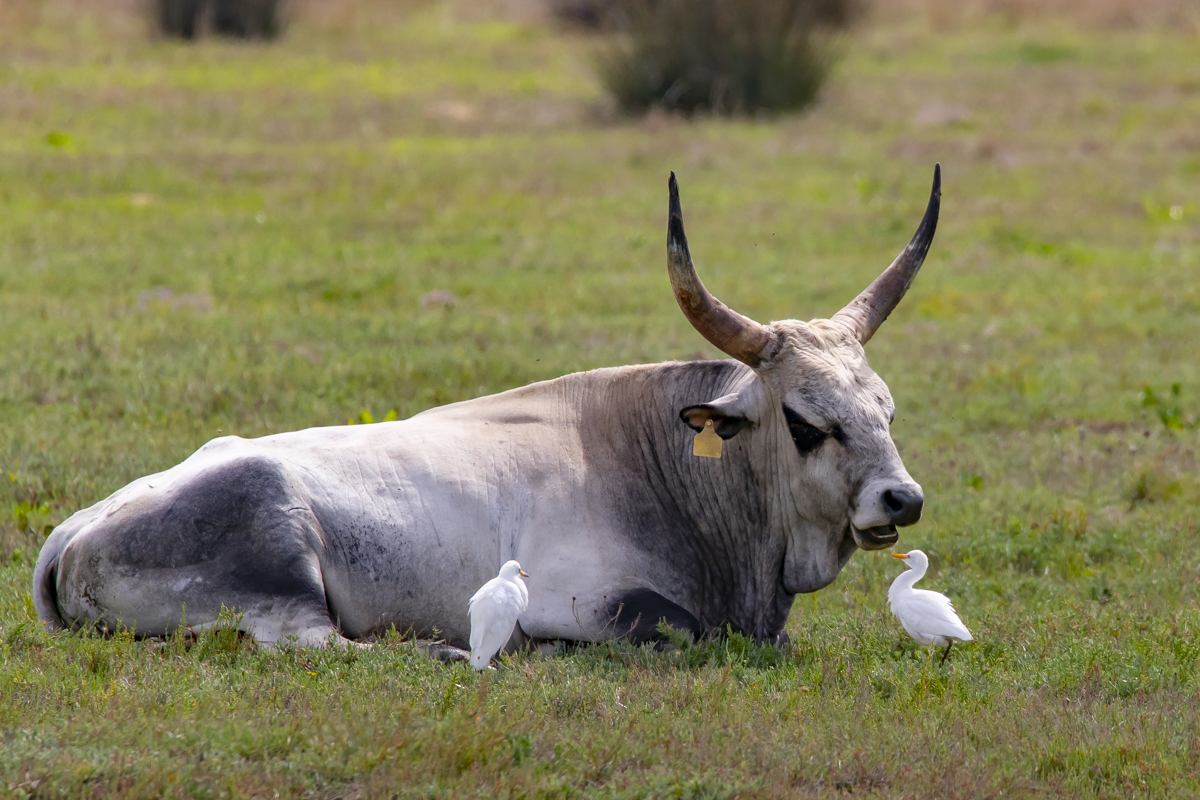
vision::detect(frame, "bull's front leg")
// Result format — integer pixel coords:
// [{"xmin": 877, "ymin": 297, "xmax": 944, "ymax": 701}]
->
[
  {"xmin": 516, "ymin": 532, "xmax": 702, "ymax": 646},
  {"xmin": 519, "ymin": 581, "xmax": 702, "ymax": 647},
  {"xmin": 602, "ymin": 588, "xmax": 703, "ymax": 645}
]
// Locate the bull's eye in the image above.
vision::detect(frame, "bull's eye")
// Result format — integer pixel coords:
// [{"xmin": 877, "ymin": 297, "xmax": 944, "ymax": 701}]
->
[{"xmin": 782, "ymin": 406, "xmax": 829, "ymax": 455}]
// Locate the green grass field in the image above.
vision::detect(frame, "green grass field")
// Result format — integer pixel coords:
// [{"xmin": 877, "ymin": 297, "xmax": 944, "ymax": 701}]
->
[{"xmin": 2, "ymin": 1, "xmax": 1199, "ymax": 796}]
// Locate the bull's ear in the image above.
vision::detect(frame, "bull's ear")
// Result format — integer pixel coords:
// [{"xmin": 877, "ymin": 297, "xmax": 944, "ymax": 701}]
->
[
  {"xmin": 679, "ymin": 392, "xmax": 756, "ymax": 440},
  {"xmin": 680, "ymin": 405, "xmax": 749, "ymax": 439}
]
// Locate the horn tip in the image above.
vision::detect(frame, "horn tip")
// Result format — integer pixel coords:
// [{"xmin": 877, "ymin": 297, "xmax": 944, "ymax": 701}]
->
[
  {"xmin": 668, "ymin": 172, "xmax": 682, "ymax": 221},
  {"xmin": 932, "ymin": 163, "xmax": 941, "ymax": 195}
]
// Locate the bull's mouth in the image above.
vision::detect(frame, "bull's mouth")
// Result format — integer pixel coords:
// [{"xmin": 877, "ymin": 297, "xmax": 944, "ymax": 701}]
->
[{"xmin": 852, "ymin": 523, "xmax": 899, "ymax": 549}]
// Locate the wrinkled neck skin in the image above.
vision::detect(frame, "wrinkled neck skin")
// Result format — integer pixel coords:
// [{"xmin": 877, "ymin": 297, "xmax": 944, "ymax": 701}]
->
[
  {"xmin": 576, "ymin": 360, "xmax": 860, "ymax": 642},
  {"xmin": 728, "ymin": 365, "xmax": 865, "ymax": 595}
]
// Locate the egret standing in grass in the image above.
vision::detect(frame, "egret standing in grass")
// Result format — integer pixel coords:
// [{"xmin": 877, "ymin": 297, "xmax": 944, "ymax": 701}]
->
[
  {"xmin": 889, "ymin": 550, "xmax": 972, "ymax": 664},
  {"xmin": 468, "ymin": 560, "xmax": 530, "ymax": 670}
]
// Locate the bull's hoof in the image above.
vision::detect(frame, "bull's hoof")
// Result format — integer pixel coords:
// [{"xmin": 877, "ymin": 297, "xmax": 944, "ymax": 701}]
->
[
  {"xmin": 748, "ymin": 630, "xmax": 790, "ymax": 648},
  {"xmin": 414, "ymin": 642, "xmax": 470, "ymax": 663},
  {"xmin": 535, "ymin": 639, "xmax": 568, "ymax": 658}
]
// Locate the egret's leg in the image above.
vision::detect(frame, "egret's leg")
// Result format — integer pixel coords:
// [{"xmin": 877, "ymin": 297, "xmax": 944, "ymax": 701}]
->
[{"xmin": 940, "ymin": 642, "xmax": 953, "ymax": 665}]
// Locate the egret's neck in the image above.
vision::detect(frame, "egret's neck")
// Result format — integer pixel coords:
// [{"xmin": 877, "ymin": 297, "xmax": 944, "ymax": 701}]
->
[
  {"xmin": 889, "ymin": 560, "xmax": 927, "ymax": 596},
  {"xmin": 907, "ymin": 559, "xmax": 928, "ymax": 582}
]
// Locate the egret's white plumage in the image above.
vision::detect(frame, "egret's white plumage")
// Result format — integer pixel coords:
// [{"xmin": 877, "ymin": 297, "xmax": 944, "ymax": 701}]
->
[
  {"xmin": 468, "ymin": 560, "xmax": 529, "ymax": 670},
  {"xmin": 888, "ymin": 549, "xmax": 972, "ymax": 663}
]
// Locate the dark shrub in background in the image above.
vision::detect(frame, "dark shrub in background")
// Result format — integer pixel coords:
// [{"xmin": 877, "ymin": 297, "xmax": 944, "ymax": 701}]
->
[
  {"xmin": 211, "ymin": 0, "xmax": 285, "ymax": 37},
  {"xmin": 550, "ymin": 0, "xmax": 623, "ymax": 29},
  {"xmin": 598, "ymin": 0, "xmax": 863, "ymax": 115},
  {"xmin": 157, "ymin": 0, "xmax": 205, "ymax": 38},
  {"xmin": 156, "ymin": 0, "xmax": 286, "ymax": 39}
]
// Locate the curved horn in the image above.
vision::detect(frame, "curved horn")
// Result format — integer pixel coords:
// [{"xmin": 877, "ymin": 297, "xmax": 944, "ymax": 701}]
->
[
  {"xmin": 668, "ymin": 172, "xmax": 774, "ymax": 367},
  {"xmin": 833, "ymin": 164, "xmax": 941, "ymax": 344}
]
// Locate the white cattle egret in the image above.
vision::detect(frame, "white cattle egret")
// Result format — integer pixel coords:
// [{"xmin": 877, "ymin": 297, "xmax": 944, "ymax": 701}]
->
[
  {"xmin": 468, "ymin": 560, "xmax": 530, "ymax": 670},
  {"xmin": 888, "ymin": 550, "xmax": 972, "ymax": 664}
]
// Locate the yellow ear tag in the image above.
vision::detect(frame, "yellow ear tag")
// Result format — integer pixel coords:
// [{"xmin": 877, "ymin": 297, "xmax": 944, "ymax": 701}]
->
[{"xmin": 693, "ymin": 419, "xmax": 722, "ymax": 459}]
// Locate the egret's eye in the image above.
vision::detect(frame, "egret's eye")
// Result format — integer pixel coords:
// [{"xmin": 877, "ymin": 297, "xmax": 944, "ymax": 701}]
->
[{"xmin": 782, "ymin": 406, "xmax": 829, "ymax": 455}]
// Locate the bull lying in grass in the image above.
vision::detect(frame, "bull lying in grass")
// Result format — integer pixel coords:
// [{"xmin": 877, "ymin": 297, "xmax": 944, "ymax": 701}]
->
[{"xmin": 34, "ymin": 167, "xmax": 940, "ymax": 651}]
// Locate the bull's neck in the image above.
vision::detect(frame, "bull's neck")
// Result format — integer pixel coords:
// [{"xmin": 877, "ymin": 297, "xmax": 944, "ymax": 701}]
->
[{"xmin": 572, "ymin": 360, "xmax": 796, "ymax": 639}]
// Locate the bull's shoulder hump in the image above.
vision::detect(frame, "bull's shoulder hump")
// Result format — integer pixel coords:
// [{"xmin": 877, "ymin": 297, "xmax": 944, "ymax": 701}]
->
[{"xmin": 408, "ymin": 360, "xmax": 748, "ymax": 422}]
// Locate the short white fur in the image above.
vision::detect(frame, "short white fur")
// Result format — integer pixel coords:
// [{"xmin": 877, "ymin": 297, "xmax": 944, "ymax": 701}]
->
[
  {"xmin": 888, "ymin": 549, "xmax": 972, "ymax": 663},
  {"xmin": 468, "ymin": 560, "xmax": 530, "ymax": 670}
]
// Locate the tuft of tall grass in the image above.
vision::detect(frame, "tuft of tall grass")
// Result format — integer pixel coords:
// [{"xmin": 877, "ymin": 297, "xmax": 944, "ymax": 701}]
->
[{"xmin": 597, "ymin": 0, "xmax": 861, "ymax": 115}]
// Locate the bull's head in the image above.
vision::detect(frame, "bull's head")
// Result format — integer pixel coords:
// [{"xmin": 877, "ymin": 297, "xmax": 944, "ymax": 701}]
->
[{"xmin": 670, "ymin": 167, "xmax": 939, "ymax": 586}]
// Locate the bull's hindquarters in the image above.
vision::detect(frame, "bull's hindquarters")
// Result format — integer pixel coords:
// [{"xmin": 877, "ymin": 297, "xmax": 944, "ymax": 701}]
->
[{"xmin": 34, "ymin": 453, "xmax": 345, "ymax": 647}]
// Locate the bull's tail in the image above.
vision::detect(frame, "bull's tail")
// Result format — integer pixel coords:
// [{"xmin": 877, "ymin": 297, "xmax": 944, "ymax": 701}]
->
[{"xmin": 32, "ymin": 523, "xmax": 76, "ymax": 631}]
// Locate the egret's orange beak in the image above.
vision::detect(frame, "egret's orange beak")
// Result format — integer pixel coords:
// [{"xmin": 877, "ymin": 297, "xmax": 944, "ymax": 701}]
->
[
  {"xmin": 519, "ymin": 569, "xmax": 530, "ymax": 578},
  {"xmin": 891, "ymin": 553, "xmax": 908, "ymax": 559}
]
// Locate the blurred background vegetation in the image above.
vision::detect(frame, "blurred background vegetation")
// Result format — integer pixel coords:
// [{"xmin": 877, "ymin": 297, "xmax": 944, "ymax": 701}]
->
[
  {"xmin": 593, "ymin": 0, "xmax": 861, "ymax": 115},
  {"xmin": 0, "ymin": 0, "xmax": 1198, "ymax": 796},
  {"xmin": 156, "ymin": 0, "xmax": 287, "ymax": 40}
]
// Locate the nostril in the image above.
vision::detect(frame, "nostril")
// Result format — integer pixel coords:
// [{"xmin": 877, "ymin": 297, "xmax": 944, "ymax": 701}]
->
[{"xmin": 883, "ymin": 488, "xmax": 923, "ymax": 526}]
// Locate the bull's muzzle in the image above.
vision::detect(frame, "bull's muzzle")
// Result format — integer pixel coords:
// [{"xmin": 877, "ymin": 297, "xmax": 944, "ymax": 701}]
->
[{"xmin": 849, "ymin": 479, "xmax": 923, "ymax": 550}]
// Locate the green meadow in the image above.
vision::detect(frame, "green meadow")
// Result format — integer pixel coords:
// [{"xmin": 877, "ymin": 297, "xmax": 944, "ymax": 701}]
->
[{"xmin": 2, "ymin": 1, "xmax": 1199, "ymax": 796}]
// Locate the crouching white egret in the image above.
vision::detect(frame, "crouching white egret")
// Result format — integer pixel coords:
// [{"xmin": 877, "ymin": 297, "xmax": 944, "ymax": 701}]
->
[
  {"xmin": 468, "ymin": 560, "xmax": 530, "ymax": 670},
  {"xmin": 888, "ymin": 550, "xmax": 972, "ymax": 664}
]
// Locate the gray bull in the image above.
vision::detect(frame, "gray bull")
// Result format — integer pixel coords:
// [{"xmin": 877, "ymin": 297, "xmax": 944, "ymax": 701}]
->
[{"xmin": 34, "ymin": 167, "xmax": 940, "ymax": 648}]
